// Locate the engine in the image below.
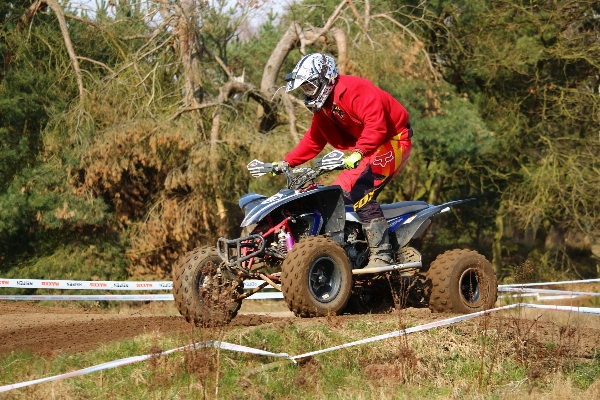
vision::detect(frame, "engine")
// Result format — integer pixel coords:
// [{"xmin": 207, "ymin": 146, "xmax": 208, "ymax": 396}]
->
[{"xmin": 343, "ymin": 222, "xmax": 369, "ymax": 269}]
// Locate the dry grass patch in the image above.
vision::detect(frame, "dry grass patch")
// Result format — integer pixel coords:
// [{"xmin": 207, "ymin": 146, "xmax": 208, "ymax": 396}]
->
[{"xmin": 1, "ymin": 307, "xmax": 599, "ymax": 399}]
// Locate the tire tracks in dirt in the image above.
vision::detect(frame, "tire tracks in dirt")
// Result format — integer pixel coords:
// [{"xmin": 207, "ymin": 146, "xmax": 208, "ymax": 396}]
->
[
  {"xmin": 2, "ymin": 302, "xmax": 599, "ymax": 359},
  {"xmin": 0, "ymin": 303, "xmax": 279, "ymax": 356}
]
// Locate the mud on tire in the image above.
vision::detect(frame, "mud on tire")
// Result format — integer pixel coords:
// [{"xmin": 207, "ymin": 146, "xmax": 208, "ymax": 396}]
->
[
  {"xmin": 172, "ymin": 246, "xmax": 243, "ymax": 327},
  {"xmin": 426, "ymin": 249, "xmax": 497, "ymax": 314},
  {"xmin": 281, "ymin": 236, "xmax": 352, "ymax": 317}
]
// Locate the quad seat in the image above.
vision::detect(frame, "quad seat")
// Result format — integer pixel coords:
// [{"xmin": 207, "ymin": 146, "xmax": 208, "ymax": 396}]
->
[
  {"xmin": 381, "ymin": 201, "xmax": 429, "ymax": 219},
  {"xmin": 345, "ymin": 200, "xmax": 429, "ymax": 222}
]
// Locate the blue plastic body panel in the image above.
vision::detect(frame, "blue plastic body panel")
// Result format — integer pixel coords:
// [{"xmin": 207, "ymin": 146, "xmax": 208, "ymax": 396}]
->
[{"xmin": 240, "ymin": 185, "xmax": 343, "ymax": 226}]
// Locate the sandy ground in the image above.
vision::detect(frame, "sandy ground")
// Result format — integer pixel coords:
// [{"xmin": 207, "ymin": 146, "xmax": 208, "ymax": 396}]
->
[
  {"xmin": 0, "ymin": 302, "xmax": 283, "ymax": 355},
  {"xmin": 1, "ymin": 299, "xmax": 599, "ymax": 357}
]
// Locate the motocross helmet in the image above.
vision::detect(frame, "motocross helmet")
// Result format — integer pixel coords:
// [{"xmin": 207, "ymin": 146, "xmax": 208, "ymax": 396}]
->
[{"xmin": 284, "ymin": 53, "xmax": 338, "ymax": 113}]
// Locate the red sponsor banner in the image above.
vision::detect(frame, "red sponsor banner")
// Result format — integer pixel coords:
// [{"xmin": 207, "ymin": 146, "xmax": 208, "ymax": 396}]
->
[
  {"xmin": 136, "ymin": 283, "xmax": 152, "ymax": 288},
  {"xmin": 41, "ymin": 281, "xmax": 60, "ymax": 287},
  {"xmin": 0, "ymin": 280, "xmax": 9, "ymax": 285},
  {"xmin": 90, "ymin": 282, "xmax": 108, "ymax": 288}
]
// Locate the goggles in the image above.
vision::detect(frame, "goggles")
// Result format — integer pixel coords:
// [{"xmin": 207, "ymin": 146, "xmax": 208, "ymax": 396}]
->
[{"xmin": 300, "ymin": 80, "xmax": 320, "ymax": 97}]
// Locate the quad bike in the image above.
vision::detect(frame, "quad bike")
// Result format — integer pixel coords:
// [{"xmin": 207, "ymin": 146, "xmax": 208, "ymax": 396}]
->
[{"xmin": 172, "ymin": 150, "xmax": 498, "ymax": 326}]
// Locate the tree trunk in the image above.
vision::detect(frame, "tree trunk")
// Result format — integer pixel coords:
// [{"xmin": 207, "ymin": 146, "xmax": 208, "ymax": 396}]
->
[
  {"xmin": 215, "ymin": 196, "xmax": 228, "ymax": 237},
  {"xmin": 159, "ymin": 0, "xmax": 203, "ymax": 108},
  {"xmin": 330, "ymin": 28, "xmax": 348, "ymax": 74},
  {"xmin": 427, "ymin": 175, "xmax": 444, "ymax": 205},
  {"xmin": 177, "ymin": 12, "xmax": 202, "ymax": 106},
  {"xmin": 260, "ymin": 21, "xmax": 303, "ymax": 95}
]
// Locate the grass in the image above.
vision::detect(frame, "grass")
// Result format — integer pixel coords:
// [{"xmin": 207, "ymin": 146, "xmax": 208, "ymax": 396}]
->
[{"xmin": 1, "ymin": 306, "xmax": 600, "ymax": 399}]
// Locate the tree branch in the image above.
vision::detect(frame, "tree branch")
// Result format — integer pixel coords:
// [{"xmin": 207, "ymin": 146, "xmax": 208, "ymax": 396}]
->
[
  {"xmin": 168, "ymin": 102, "xmax": 221, "ymax": 121},
  {"xmin": 23, "ymin": 0, "xmax": 47, "ymax": 25},
  {"xmin": 347, "ymin": 0, "xmax": 374, "ymax": 47},
  {"xmin": 372, "ymin": 13, "xmax": 439, "ymax": 80},
  {"xmin": 211, "ymin": 82, "xmax": 257, "ymax": 150},
  {"xmin": 47, "ymin": 0, "xmax": 84, "ymax": 100},
  {"xmin": 64, "ymin": 13, "xmax": 127, "ymax": 60},
  {"xmin": 260, "ymin": 0, "xmax": 349, "ymax": 94},
  {"xmin": 76, "ymin": 56, "xmax": 115, "ymax": 74},
  {"xmin": 318, "ymin": 0, "xmax": 349, "ymax": 38},
  {"xmin": 202, "ymin": 45, "xmax": 233, "ymax": 80},
  {"xmin": 281, "ymin": 93, "xmax": 300, "ymax": 142},
  {"xmin": 365, "ymin": 0, "xmax": 371, "ymax": 31}
]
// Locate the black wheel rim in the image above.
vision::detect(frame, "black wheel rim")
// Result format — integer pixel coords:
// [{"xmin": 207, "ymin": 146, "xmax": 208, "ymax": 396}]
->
[
  {"xmin": 308, "ymin": 256, "xmax": 341, "ymax": 303},
  {"xmin": 459, "ymin": 268, "xmax": 482, "ymax": 305}
]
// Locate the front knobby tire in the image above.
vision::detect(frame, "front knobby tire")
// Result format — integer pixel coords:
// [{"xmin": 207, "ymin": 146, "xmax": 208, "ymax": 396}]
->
[
  {"xmin": 426, "ymin": 249, "xmax": 498, "ymax": 314},
  {"xmin": 281, "ymin": 236, "xmax": 353, "ymax": 317},
  {"xmin": 172, "ymin": 246, "xmax": 243, "ymax": 327}
]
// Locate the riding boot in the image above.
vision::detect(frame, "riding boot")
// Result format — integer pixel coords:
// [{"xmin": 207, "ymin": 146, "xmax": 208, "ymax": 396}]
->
[{"xmin": 362, "ymin": 217, "xmax": 394, "ymax": 269}]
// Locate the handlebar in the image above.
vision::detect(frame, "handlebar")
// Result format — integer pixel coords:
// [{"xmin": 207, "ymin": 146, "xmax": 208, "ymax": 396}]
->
[{"xmin": 246, "ymin": 150, "xmax": 346, "ymax": 190}]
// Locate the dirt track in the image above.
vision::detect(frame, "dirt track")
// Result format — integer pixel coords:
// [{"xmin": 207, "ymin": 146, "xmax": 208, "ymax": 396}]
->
[
  {"xmin": 2, "ymin": 301, "xmax": 599, "ymax": 358},
  {"xmin": 0, "ymin": 302, "xmax": 281, "ymax": 356}
]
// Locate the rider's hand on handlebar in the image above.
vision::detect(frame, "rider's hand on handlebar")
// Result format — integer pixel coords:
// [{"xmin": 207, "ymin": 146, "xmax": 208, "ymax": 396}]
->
[
  {"xmin": 269, "ymin": 161, "xmax": 290, "ymax": 176},
  {"xmin": 343, "ymin": 152, "xmax": 363, "ymax": 169}
]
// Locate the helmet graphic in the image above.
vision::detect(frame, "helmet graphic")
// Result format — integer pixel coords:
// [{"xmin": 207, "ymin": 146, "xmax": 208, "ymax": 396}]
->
[{"xmin": 284, "ymin": 53, "xmax": 338, "ymax": 113}]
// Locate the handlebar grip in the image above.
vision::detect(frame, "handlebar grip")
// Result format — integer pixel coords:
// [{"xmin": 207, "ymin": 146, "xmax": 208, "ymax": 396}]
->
[
  {"xmin": 317, "ymin": 150, "xmax": 346, "ymax": 171},
  {"xmin": 247, "ymin": 159, "xmax": 273, "ymax": 177}
]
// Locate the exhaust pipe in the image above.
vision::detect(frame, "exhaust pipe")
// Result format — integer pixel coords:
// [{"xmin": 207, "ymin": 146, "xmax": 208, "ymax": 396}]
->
[{"xmin": 352, "ymin": 262, "xmax": 422, "ymax": 275}]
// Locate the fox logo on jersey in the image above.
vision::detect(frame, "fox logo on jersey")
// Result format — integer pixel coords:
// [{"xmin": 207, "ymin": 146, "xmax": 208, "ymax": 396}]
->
[
  {"xmin": 372, "ymin": 151, "xmax": 394, "ymax": 167},
  {"xmin": 332, "ymin": 103, "xmax": 345, "ymax": 120}
]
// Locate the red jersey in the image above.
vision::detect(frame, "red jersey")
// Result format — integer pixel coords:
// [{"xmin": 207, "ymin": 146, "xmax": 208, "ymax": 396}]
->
[{"xmin": 284, "ymin": 75, "xmax": 410, "ymax": 167}]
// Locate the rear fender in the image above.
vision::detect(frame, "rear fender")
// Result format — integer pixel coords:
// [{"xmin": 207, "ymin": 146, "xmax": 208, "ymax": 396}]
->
[{"xmin": 392, "ymin": 199, "xmax": 476, "ymax": 249}]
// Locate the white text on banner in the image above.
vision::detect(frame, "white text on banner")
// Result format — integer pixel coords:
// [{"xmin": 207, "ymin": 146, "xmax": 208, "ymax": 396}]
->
[{"xmin": 0, "ymin": 278, "xmax": 268, "ymax": 291}]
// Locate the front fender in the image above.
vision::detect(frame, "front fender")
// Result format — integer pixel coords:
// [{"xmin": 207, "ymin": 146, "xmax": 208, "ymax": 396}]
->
[{"xmin": 240, "ymin": 186, "xmax": 346, "ymax": 243}]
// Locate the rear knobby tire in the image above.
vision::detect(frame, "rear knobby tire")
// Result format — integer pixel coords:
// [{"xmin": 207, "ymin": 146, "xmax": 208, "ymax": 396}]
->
[
  {"xmin": 171, "ymin": 251, "xmax": 188, "ymax": 314},
  {"xmin": 172, "ymin": 246, "xmax": 243, "ymax": 327},
  {"xmin": 281, "ymin": 236, "xmax": 353, "ymax": 317},
  {"xmin": 426, "ymin": 249, "xmax": 497, "ymax": 314}
]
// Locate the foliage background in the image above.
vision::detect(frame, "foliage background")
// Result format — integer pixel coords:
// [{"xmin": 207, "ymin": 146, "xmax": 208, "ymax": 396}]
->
[{"xmin": 0, "ymin": 0, "xmax": 598, "ymax": 284}]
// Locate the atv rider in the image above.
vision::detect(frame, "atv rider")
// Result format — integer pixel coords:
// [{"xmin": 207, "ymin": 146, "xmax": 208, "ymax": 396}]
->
[{"xmin": 273, "ymin": 53, "xmax": 413, "ymax": 269}]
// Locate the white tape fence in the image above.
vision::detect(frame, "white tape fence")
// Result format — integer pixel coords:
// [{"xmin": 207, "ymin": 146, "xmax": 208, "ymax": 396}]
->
[
  {"xmin": 4, "ymin": 276, "xmax": 600, "ymax": 302},
  {"xmin": 1, "ymin": 302, "xmax": 599, "ymax": 393},
  {"xmin": 499, "ymin": 287, "xmax": 600, "ymax": 297},
  {"xmin": 499, "ymin": 278, "xmax": 600, "ymax": 288},
  {"xmin": 496, "ymin": 278, "xmax": 600, "ymax": 301},
  {"xmin": 0, "ymin": 341, "xmax": 292, "ymax": 393}
]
